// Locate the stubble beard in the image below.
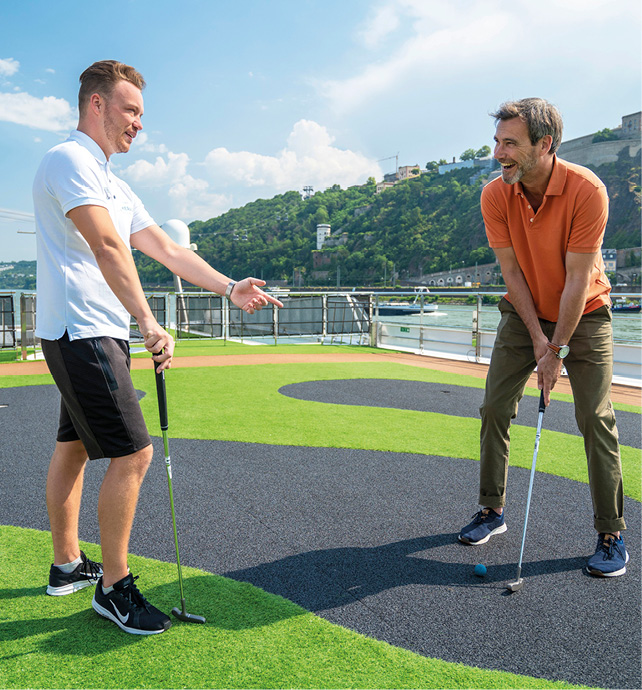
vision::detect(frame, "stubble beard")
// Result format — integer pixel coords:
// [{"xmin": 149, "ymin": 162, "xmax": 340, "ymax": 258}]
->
[
  {"xmin": 103, "ymin": 108, "xmax": 130, "ymax": 155},
  {"xmin": 501, "ymin": 151, "xmax": 538, "ymax": 185}
]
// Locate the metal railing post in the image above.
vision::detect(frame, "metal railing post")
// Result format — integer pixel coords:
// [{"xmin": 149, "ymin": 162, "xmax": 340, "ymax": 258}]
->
[{"xmin": 474, "ymin": 293, "xmax": 482, "ymax": 362}]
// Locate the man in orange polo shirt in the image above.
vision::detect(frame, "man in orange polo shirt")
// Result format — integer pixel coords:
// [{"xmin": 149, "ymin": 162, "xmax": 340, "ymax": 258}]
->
[{"xmin": 458, "ymin": 98, "xmax": 628, "ymax": 577}]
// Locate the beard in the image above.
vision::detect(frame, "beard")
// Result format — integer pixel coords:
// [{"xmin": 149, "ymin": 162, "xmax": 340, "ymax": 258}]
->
[
  {"xmin": 501, "ymin": 150, "xmax": 538, "ymax": 185},
  {"xmin": 103, "ymin": 108, "xmax": 131, "ymax": 155}
]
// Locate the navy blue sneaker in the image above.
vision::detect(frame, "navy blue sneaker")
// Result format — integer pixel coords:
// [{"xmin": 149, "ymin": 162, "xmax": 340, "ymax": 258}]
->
[
  {"xmin": 586, "ymin": 533, "xmax": 629, "ymax": 577},
  {"xmin": 47, "ymin": 551, "xmax": 103, "ymax": 596},
  {"xmin": 458, "ymin": 508, "xmax": 507, "ymax": 545}
]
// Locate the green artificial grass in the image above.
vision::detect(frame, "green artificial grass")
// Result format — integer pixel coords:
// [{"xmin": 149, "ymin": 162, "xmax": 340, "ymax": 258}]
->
[
  {"xmin": 130, "ymin": 361, "xmax": 641, "ymax": 502},
  {"xmin": 130, "ymin": 340, "xmax": 383, "ymax": 358},
  {"xmin": 0, "ymin": 525, "xmax": 582, "ymax": 690},
  {"xmin": 0, "ymin": 356, "xmax": 639, "ymax": 499}
]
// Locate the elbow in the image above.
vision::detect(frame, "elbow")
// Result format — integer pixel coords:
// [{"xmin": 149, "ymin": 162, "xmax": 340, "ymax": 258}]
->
[{"xmin": 92, "ymin": 240, "xmax": 127, "ymax": 265}]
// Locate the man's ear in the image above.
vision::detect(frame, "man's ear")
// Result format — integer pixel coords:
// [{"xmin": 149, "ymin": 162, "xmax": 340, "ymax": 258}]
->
[
  {"xmin": 88, "ymin": 92, "xmax": 102, "ymax": 115},
  {"xmin": 540, "ymin": 134, "xmax": 553, "ymax": 156}
]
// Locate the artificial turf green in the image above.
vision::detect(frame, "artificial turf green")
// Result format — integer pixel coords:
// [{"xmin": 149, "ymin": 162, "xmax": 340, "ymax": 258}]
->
[
  {"xmin": 0, "ymin": 348, "xmax": 635, "ymax": 688},
  {"xmin": 130, "ymin": 361, "xmax": 641, "ymax": 502},
  {"xmin": 0, "ymin": 525, "xmax": 583, "ymax": 690}
]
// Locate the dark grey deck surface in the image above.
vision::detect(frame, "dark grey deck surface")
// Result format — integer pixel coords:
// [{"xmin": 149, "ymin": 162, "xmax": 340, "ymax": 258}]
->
[
  {"xmin": 0, "ymin": 384, "xmax": 640, "ymax": 688},
  {"xmin": 280, "ymin": 379, "xmax": 642, "ymax": 448}
]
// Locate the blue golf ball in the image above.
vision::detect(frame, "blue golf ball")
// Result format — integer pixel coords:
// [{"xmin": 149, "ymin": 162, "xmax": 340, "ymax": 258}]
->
[{"xmin": 474, "ymin": 563, "xmax": 487, "ymax": 577}]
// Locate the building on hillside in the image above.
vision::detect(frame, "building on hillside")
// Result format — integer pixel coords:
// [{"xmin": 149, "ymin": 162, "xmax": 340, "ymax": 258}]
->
[
  {"xmin": 602, "ymin": 249, "xmax": 617, "ymax": 272},
  {"xmin": 620, "ymin": 112, "xmax": 641, "ymax": 136},
  {"xmin": 316, "ymin": 223, "xmax": 331, "ymax": 250},
  {"xmin": 439, "ymin": 157, "xmax": 497, "ymax": 176},
  {"xmin": 557, "ymin": 111, "xmax": 641, "ymax": 166},
  {"xmin": 397, "ymin": 165, "xmax": 421, "ymax": 180},
  {"xmin": 376, "ymin": 181, "xmax": 396, "ymax": 194}
]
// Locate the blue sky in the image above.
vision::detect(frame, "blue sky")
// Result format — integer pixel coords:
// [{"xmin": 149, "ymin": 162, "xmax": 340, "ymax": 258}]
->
[{"xmin": 1, "ymin": 0, "xmax": 640, "ymax": 261}]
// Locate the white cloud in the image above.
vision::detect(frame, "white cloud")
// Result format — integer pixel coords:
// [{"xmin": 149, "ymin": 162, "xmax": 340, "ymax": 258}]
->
[
  {"xmin": 121, "ymin": 151, "xmax": 189, "ymax": 186},
  {"xmin": 0, "ymin": 90, "xmax": 76, "ymax": 131},
  {"xmin": 133, "ymin": 132, "xmax": 168, "ymax": 154},
  {"xmin": 45, "ymin": 68, "xmax": 55, "ymax": 74},
  {"xmin": 322, "ymin": 0, "xmax": 636, "ymax": 113},
  {"xmin": 0, "ymin": 58, "xmax": 19, "ymax": 77},
  {"xmin": 119, "ymin": 120, "xmax": 380, "ymax": 222},
  {"xmin": 204, "ymin": 119, "xmax": 381, "ymax": 192},
  {"xmin": 356, "ymin": 4, "xmax": 400, "ymax": 48},
  {"xmin": 323, "ymin": 6, "xmax": 511, "ymax": 112},
  {"xmin": 168, "ymin": 175, "xmax": 232, "ymax": 220}
]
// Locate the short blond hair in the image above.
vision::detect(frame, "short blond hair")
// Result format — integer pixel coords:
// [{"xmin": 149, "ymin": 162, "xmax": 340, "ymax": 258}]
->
[{"xmin": 78, "ymin": 60, "xmax": 145, "ymax": 114}]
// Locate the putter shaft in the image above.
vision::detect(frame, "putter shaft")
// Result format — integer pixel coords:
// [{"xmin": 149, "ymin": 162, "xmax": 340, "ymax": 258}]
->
[
  {"xmin": 155, "ymin": 365, "xmax": 206, "ymax": 623},
  {"xmin": 507, "ymin": 392, "xmax": 546, "ymax": 592}
]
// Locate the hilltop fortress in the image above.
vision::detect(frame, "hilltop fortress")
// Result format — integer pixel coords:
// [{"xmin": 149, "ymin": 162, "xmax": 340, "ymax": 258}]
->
[{"xmin": 557, "ymin": 111, "xmax": 641, "ymax": 167}]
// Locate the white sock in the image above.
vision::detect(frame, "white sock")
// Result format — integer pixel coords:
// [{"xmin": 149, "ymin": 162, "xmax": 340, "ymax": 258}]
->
[
  {"xmin": 102, "ymin": 569, "xmax": 129, "ymax": 594},
  {"xmin": 55, "ymin": 555, "xmax": 82, "ymax": 573}
]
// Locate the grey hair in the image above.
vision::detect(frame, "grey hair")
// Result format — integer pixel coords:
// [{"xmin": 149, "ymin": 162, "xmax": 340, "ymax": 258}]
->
[{"xmin": 491, "ymin": 98, "xmax": 563, "ymax": 154}]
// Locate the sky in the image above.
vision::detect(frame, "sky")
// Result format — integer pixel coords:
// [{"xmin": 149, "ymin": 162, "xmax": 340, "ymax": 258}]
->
[{"xmin": 1, "ymin": 0, "xmax": 640, "ymax": 262}]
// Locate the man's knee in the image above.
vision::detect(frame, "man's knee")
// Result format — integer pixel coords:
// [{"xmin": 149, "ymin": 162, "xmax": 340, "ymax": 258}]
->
[
  {"xmin": 575, "ymin": 404, "xmax": 617, "ymax": 439},
  {"xmin": 111, "ymin": 444, "xmax": 154, "ymax": 481}
]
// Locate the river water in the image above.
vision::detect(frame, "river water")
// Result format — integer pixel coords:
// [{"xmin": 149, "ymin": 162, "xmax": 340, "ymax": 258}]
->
[{"xmin": 375, "ymin": 303, "xmax": 641, "ymax": 343}]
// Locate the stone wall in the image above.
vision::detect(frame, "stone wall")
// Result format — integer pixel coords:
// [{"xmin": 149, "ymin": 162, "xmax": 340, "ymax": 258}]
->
[{"xmin": 558, "ymin": 138, "xmax": 641, "ymax": 167}]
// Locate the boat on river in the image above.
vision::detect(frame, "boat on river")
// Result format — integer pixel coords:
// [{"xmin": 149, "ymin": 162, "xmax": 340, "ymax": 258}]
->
[
  {"xmin": 612, "ymin": 302, "xmax": 641, "ymax": 314},
  {"xmin": 376, "ymin": 302, "xmax": 439, "ymax": 316}
]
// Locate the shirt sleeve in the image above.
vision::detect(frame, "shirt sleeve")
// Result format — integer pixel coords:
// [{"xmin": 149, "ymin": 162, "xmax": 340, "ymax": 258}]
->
[
  {"xmin": 129, "ymin": 189, "xmax": 155, "ymax": 234},
  {"xmin": 567, "ymin": 181, "xmax": 609, "ymax": 253},
  {"xmin": 481, "ymin": 183, "xmax": 512, "ymax": 248},
  {"xmin": 44, "ymin": 147, "xmax": 109, "ymax": 216}
]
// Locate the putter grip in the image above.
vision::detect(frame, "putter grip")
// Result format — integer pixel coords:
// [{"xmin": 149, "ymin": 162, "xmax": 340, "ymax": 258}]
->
[
  {"xmin": 155, "ymin": 367, "xmax": 169, "ymax": 431},
  {"xmin": 539, "ymin": 390, "xmax": 546, "ymax": 413}
]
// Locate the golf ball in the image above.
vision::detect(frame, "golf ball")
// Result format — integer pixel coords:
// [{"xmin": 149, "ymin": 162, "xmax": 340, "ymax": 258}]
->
[{"xmin": 474, "ymin": 563, "xmax": 487, "ymax": 577}]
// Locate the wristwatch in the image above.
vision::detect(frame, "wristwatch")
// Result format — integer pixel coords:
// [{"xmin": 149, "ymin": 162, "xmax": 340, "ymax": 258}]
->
[
  {"xmin": 547, "ymin": 341, "xmax": 570, "ymax": 359},
  {"xmin": 225, "ymin": 280, "xmax": 237, "ymax": 300}
]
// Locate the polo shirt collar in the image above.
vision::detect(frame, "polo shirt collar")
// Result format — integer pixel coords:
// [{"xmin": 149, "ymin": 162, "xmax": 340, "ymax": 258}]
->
[
  {"xmin": 513, "ymin": 154, "xmax": 567, "ymax": 198},
  {"xmin": 68, "ymin": 130, "xmax": 109, "ymax": 168}
]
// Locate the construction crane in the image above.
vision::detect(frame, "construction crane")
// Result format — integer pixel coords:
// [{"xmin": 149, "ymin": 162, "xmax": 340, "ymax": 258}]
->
[{"xmin": 377, "ymin": 153, "xmax": 399, "ymax": 177}]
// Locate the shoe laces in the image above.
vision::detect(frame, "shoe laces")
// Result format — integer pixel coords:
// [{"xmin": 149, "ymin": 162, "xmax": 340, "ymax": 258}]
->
[
  {"xmin": 596, "ymin": 534, "xmax": 622, "ymax": 561},
  {"xmin": 80, "ymin": 551, "xmax": 103, "ymax": 578},
  {"xmin": 120, "ymin": 575, "xmax": 152, "ymax": 612},
  {"xmin": 471, "ymin": 509, "xmax": 496, "ymax": 524}
]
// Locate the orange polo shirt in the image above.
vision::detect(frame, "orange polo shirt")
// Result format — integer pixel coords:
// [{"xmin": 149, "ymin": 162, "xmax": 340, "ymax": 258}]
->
[{"xmin": 481, "ymin": 156, "xmax": 611, "ymax": 322}]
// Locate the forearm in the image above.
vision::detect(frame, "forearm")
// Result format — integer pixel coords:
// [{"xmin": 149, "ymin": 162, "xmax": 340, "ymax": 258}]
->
[
  {"xmin": 503, "ymin": 268, "xmax": 546, "ymax": 347},
  {"xmin": 161, "ymin": 246, "xmax": 231, "ymax": 295},
  {"xmin": 551, "ymin": 275, "xmax": 589, "ymax": 345}
]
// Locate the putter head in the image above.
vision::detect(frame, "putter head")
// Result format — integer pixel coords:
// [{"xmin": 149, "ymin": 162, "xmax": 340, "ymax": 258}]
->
[
  {"xmin": 171, "ymin": 607, "xmax": 206, "ymax": 624},
  {"xmin": 506, "ymin": 578, "xmax": 524, "ymax": 593}
]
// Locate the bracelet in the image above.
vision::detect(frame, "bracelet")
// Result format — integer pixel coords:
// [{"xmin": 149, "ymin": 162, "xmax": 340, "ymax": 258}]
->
[{"xmin": 225, "ymin": 280, "xmax": 237, "ymax": 300}]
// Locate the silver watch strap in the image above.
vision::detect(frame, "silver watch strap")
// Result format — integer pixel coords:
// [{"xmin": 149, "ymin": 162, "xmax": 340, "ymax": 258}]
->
[{"xmin": 225, "ymin": 280, "xmax": 237, "ymax": 300}]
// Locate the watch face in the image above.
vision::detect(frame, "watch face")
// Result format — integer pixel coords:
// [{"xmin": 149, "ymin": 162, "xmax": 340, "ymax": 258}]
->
[{"xmin": 558, "ymin": 345, "xmax": 570, "ymax": 359}]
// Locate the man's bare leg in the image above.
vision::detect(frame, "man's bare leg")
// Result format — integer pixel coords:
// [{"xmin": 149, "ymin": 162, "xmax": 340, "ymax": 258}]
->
[
  {"xmin": 98, "ymin": 444, "xmax": 154, "ymax": 587},
  {"xmin": 46, "ymin": 440, "xmax": 89, "ymax": 565}
]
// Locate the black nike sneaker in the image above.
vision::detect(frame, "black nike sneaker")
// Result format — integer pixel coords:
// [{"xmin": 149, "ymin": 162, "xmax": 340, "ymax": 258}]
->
[
  {"xmin": 92, "ymin": 573, "xmax": 171, "ymax": 635},
  {"xmin": 46, "ymin": 551, "xmax": 103, "ymax": 596}
]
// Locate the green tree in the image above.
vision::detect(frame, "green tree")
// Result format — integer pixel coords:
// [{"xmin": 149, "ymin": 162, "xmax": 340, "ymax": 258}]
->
[
  {"xmin": 593, "ymin": 128, "xmax": 620, "ymax": 143},
  {"xmin": 475, "ymin": 145, "xmax": 491, "ymax": 158},
  {"xmin": 426, "ymin": 161, "xmax": 438, "ymax": 172},
  {"xmin": 460, "ymin": 148, "xmax": 477, "ymax": 161}
]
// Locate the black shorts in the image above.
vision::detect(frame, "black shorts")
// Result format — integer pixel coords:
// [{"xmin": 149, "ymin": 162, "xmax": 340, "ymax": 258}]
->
[{"xmin": 41, "ymin": 332, "xmax": 151, "ymax": 460}]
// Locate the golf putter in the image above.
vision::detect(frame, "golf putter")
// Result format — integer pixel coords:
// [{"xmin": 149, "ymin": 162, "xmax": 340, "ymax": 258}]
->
[
  {"xmin": 507, "ymin": 390, "xmax": 547, "ymax": 593},
  {"xmin": 155, "ymin": 361, "xmax": 206, "ymax": 623}
]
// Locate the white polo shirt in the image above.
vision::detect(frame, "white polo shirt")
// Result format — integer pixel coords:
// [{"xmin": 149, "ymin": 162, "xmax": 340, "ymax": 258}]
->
[{"xmin": 33, "ymin": 130, "xmax": 155, "ymax": 341}]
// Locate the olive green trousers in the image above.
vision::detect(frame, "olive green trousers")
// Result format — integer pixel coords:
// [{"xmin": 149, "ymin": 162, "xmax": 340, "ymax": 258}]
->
[{"xmin": 479, "ymin": 298, "xmax": 625, "ymax": 533}]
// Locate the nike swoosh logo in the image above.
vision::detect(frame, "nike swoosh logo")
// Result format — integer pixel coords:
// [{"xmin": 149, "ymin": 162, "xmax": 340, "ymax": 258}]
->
[{"xmin": 110, "ymin": 600, "xmax": 130, "ymax": 625}]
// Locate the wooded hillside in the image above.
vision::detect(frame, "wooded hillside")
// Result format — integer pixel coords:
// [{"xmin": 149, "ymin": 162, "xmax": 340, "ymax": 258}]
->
[{"xmin": 131, "ymin": 149, "xmax": 640, "ymax": 287}]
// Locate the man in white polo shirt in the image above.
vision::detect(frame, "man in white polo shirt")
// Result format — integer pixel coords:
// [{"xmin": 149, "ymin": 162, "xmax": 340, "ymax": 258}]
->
[{"xmin": 33, "ymin": 60, "xmax": 282, "ymax": 635}]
